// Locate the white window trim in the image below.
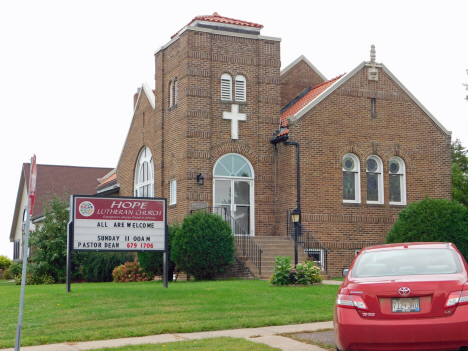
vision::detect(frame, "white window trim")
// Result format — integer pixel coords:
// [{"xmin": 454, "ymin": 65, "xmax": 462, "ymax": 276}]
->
[
  {"xmin": 389, "ymin": 156, "xmax": 407, "ymax": 205},
  {"xmin": 366, "ymin": 155, "xmax": 384, "ymax": 204},
  {"xmin": 169, "ymin": 81, "xmax": 174, "ymax": 107},
  {"xmin": 221, "ymin": 73, "xmax": 232, "ymax": 101},
  {"xmin": 170, "ymin": 179, "xmax": 177, "ymax": 205},
  {"xmin": 342, "ymin": 153, "xmax": 361, "ymax": 203},
  {"xmin": 305, "ymin": 248, "xmax": 325, "ymax": 271},
  {"xmin": 235, "ymin": 75, "xmax": 246, "ymax": 102},
  {"xmin": 213, "ymin": 153, "xmax": 255, "ymax": 235},
  {"xmin": 134, "ymin": 147, "xmax": 154, "ymax": 198}
]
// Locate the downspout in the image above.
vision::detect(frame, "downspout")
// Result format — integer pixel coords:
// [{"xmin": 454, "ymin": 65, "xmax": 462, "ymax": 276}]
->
[{"xmin": 286, "ymin": 141, "xmax": 300, "ymax": 215}]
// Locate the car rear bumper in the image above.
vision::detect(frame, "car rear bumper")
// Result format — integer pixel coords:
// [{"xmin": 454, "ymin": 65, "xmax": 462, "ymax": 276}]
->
[{"xmin": 334, "ymin": 305, "xmax": 468, "ymax": 351}]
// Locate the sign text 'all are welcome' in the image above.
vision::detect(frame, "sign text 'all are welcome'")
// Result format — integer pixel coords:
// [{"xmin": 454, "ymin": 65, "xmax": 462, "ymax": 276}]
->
[{"xmin": 72, "ymin": 196, "xmax": 166, "ymax": 251}]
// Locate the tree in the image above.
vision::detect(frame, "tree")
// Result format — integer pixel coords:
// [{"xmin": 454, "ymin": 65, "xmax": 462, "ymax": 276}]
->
[
  {"xmin": 29, "ymin": 195, "xmax": 85, "ymax": 282},
  {"xmin": 451, "ymin": 139, "xmax": 468, "ymax": 206},
  {"xmin": 0, "ymin": 255, "xmax": 13, "ymax": 271},
  {"xmin": 386, "ymin": 198, "xmax": 468, "ymax": 260},
  {"xmin": 171, "ymin": 211, "xmax": 235, "ymax": 280}
]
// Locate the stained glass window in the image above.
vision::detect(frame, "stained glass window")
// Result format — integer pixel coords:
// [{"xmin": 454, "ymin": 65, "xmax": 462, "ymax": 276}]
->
[
  {"xmin": 342, "ymin": 154, "xmax": 360, "ymax": 203},
  {"xmin": 389, "ymin": 157, "xmax": 406, "ymax": 204},
  {"xmin": 366, "ymin": 156, "xmax": 383, "ymax": 203}
]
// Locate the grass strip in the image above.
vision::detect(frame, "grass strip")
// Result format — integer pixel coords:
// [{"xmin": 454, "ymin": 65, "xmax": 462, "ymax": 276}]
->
[
  {"xmin": 91, "ymin": 336, "xmax": 280, "ymax": 350},
  {"xmin": 0, "ymin": 279, "xmax": 338, "ymax": 348}
]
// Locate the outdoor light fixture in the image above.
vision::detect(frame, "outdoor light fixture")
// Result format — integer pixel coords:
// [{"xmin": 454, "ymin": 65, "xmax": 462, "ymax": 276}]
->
[
  {"xmin": 291, "ymin": 207, "xmax": 301, "ymax": 265},
  {"xmin": 291, "ymin": 207, "xmax": 301, "ymax": 223},
  {"xmin": 196, "ymin": 173, "xmax": 204, "ymax": 186}
]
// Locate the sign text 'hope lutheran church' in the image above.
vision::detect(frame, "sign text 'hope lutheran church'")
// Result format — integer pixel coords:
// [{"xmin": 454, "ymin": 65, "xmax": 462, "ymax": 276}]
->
[{"xmin": 70, "ymin": 195, "xmax": 167, "ymax": 252}]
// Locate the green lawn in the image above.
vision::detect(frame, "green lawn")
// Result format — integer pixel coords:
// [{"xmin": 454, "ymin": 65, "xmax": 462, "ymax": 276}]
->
[
  {"xmin": 92, "ymin": 337, "xmax": 280, "ymax": 350},
  {"xmin": 1, "ymin": 279, "xmax": 338, "ymax": 348}
]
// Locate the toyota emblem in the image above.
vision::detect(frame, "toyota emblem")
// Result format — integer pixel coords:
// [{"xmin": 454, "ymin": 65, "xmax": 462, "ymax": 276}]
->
[{"xmin": 398, "ymin": 287, "xmax": 411, "ymax": 296}]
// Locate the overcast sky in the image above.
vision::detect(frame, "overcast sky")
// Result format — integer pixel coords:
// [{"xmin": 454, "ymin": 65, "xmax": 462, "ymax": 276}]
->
[{"xmin": 1, "ymin": 0, "xmax": 467, "ymax": 259}]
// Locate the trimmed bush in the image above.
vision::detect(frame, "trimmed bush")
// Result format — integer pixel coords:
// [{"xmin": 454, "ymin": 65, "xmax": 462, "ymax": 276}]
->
[
  {"xmin": 171, "ymin": 211, "xmax": 235, "ymax": 280},
  {"xmin": 137, "ymin": 224, "xmax": 178, "ymax": 280},
  {"xmin": 3, "ymin": 269, "xmax": 12, "ymax": 280},
  {"xmin": 8, "ymin": 263, "xmax": 22, "ymax": 278},
  {"xmin": 386, "ymin": 198, "xmax": 468, "ymax": 259},
  {"xmin": 0, "ymin": 255, "xmax": 12, "ymax": 270},
  {"xmin": 82, "ymin": 252, "xmax": 135, "ymax": 282},
  {"xmin": 112, "ymin": 260, "xmax": 153, "ymax": 283}
]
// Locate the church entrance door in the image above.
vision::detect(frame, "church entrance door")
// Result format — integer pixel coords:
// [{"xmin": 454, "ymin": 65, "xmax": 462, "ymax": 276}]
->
[{"xmin": 213, "ymin": 154, "xmax": 254, "ymax": 235}]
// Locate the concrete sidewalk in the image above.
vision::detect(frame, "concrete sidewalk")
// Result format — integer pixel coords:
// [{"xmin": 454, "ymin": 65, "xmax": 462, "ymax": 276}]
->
[{"xmin": 4, "ymin": 321, "xmax": 334, "ymax": 351}]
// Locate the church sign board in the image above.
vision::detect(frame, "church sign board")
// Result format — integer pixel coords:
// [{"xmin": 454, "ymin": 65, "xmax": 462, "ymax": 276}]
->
[{"xmin": 67, "ymin": 195, "xmax": 168, "ymax": 291}]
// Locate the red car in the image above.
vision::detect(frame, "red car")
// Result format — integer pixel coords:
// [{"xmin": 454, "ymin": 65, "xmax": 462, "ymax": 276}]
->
[{"xmin": 334, "ymin": 242, "xmax": 468, "ymax": 351}]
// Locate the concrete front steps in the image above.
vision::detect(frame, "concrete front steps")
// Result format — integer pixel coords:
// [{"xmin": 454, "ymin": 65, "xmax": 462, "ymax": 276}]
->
[{"xmin": 235, "ymin": 236, "xmax": 327, "ymax": 280}]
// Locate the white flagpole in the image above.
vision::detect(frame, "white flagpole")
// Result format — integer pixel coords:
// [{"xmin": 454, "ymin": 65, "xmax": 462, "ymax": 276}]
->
[{"xmin": 15, "ymin": 156, "xmax": 36, "ymax": 351}]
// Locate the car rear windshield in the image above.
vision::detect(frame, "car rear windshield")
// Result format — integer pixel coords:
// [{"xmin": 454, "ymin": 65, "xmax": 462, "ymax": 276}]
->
[{"xmin": 351, "ymin": 248, "xmax": 463, "ymax": 278}]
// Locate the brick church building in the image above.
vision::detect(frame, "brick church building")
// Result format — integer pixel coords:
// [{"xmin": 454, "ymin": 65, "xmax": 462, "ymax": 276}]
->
[{"xmin": 94, "ymin": 13, "xmax": 451, "ymax": 277}]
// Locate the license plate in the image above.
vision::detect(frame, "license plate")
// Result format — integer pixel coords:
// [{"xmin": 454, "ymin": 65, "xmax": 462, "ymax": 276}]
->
[{"xmin": 392, "ymin": 297, "xmax": 420, "ymax": 312}]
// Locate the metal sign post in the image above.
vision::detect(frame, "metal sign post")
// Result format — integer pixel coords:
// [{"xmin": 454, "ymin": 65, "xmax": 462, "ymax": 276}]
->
[{"xmin": 15, "ymin": 155, "xmax": 37, "ymax": 351}]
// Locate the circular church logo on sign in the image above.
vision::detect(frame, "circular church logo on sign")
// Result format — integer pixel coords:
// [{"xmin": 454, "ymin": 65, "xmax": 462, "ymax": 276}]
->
[{"xmin": 79, "ymin": 201, "xmax": 94, "ymax": 217}]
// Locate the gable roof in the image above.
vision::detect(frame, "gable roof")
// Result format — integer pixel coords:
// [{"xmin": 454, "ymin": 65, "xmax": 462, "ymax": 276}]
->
[
  {"xmin": 281, "ymin": 55, "xmax": 327, "ymax": 81},
  {"xmin": 171, "ymin": 12, "xmax": 263, "ymax": 39},
  {"xmin": 277, "ymin": 61, "xmax": 450, "ymax": 136},
  {"xmin": 10, "ymin": 164, "xmax": 112, "ymax": 241},
  {"xmin": 280, "ymin": 74, "xmax": 345, "ymax": 128}
]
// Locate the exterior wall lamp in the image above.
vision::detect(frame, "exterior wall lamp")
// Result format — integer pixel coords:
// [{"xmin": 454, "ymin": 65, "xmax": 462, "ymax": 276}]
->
[
  {"xmin": 196, "ymin": 173, "xmax": 204, "ymax": 186},
  {"xmin": 291, "ymin": 207, "xmax": 301, "ymax": 266}
]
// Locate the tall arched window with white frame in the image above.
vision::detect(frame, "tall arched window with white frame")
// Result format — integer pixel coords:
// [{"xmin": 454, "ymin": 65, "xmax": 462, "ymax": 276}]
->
[
  {"xmin": 169, "ymin": 81, "xmax": 174, "ymax": 107},
  {"xmin": 221, "ymin": 73, "xmax": 232, "ymax": 101},
  {"xmin": 134, "ymin": 147, "xmax": 154, "ymax": 197},
  {"xmin": 342, "ymin": 153, "xmax": 361, "ymax": 203},
  {"xmin": 389, "ymin": 156, "xmax": 406, "ymax": 205},
  {"xmin": 235, "ymin": 75, "xmax": 246, "ymax": 102},
  {"xmin": 174, "ymin": 78, "xmax": 178, "ymax": 105},
  {"xmin": 366, "ymin": 155, "xmax": 384, "ymax": 204}
]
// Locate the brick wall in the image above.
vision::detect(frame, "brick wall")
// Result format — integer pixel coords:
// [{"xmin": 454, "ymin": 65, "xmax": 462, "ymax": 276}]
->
[
  {"xmin": 275, "ymin": 65, "xmax": 452, "ymax": 276},
  {"xmin": 280, "ymin": 59, "xmax": 325, "ymax": 107}
]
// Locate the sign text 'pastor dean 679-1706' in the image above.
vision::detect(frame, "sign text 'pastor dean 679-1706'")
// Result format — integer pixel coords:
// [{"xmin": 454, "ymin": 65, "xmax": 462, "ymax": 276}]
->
[{"xmin": 71, "ymin": 196, "xmax": 166, "ymax": 251}]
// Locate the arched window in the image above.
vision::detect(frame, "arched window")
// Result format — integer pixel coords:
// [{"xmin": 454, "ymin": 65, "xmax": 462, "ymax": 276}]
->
[
  {"xmin": 134, "ymin": 147, "xmax": 154, "ymax": 197},
  {"xmin": 342, "ymin": 153, "xmax": 360, "ymax": 203},
  {"xmin": 169, "ymin": 81, "xmax": 174, "ymax": 107},
  {"xmin": 174, "ymin": 78, "xmax": 178, "ymax": 105},
  {"xmin": 235, "ymin": 75, "xmax": 246, "ymax": 102},
  {"xmin": 389, "ymin": 156, "xmax": 406, "ymax": 205},
  {"xmin": 221, "ymin": 73, "xmax": 232, "ymax": 101},
  {"xmin": 366, "ymin": 155, "xmax": 384, "ymax": 204},
  {"xmin": 213, "ymin": 154, "xmax": 254, "ymax": 235}
]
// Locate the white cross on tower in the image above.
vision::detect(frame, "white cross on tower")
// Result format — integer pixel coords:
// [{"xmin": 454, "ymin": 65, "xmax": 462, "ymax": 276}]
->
[{"xmin": 223, "ymin": 104, "xmax": 246, "ymax": 140}]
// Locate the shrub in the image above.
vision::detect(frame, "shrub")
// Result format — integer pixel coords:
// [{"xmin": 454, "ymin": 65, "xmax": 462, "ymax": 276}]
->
[
  {"xmin": 3, "ymin": 269, "xmax": 12, "ymax": 280},
  {"xmin": 0, "ymin": 255, "xmax": 12, "ymax": 270},
  {"xmin": 270, "ymin": 256, "xmax": 322, "ymax": 286},
  {"xmin": 15, "ymin": 272, "xmax": 55, "ymax": 285},
  {"xmin": 171, "ymin": 211, "xmax": 235, "ymax": 280},
  {"xmin": 82, "ymin": 252, "xmax": 135, "ymax": 282},
  {"xmin": 137, "ymin": 224, "xmax": 178, "ymax": 281},
  {"xmin": 112, "ymin": 260, "xmax": 153, "ymax": 283},
  {"xmin": 270, "ymin": 256, "xmax": 293, "ymax": 286},
  {"xmin": 8, "ymin": 263, "xmax": 22, "ymax": 278},
  {"xmin": 386, "ymin": 198, "xmax": 468, "ymax": 259}
]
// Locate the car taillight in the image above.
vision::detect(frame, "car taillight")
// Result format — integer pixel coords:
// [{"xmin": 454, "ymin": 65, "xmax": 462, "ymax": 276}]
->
[
  {"xmin": 444, "ymin": 291, "xmax": 468, "ymax": 308},
  {"xmin": 336, "ymin": 294, "xmax": 369, "ymax": 311}
]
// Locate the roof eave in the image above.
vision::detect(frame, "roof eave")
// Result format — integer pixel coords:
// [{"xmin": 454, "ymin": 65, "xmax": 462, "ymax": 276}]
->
[
  {"xmin": 289, "ymin": 62, "xmax": 366, "ymax": 123},
  {"xmin": 280, "ymin": 54, "xmax": 327, "ymax": 81},
  {"xmin": 10, "ymin": 167, "xmax": 26, "ymax": 242},
  {"xmin": 380, "ymin": 63, "xmax": 451, "ymax": 135}
]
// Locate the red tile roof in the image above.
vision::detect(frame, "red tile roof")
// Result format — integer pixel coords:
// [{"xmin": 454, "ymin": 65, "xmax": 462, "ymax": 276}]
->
[
  {"xmin": 171, "ymin": 12, "xmax": 263, "ymax": 39},
  {"xmin": 23, "ymin": 164, "xmax": 113, "ymax": 217},
  {"xmin": 280, "ymin": 74, "xmax": 345, "ymax": 128},
  {"xmin": 98, "ymin": 172, "xmax": 116, "ymax": 186}
]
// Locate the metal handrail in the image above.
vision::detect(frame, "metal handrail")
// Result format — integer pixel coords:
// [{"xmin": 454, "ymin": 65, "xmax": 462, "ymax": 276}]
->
[
  {"xmin": 286, "ymin": 210, "xmax": 329, "ymax": 274},
  {"xmin": 190, "ymin": 206, "xmax": 263, "ymax": 275}
]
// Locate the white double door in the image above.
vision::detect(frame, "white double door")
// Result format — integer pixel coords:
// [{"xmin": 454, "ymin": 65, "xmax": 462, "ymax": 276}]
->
[{"xmin": 213, "ymin": 178, "xmax": 254, "ymax": 235}]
